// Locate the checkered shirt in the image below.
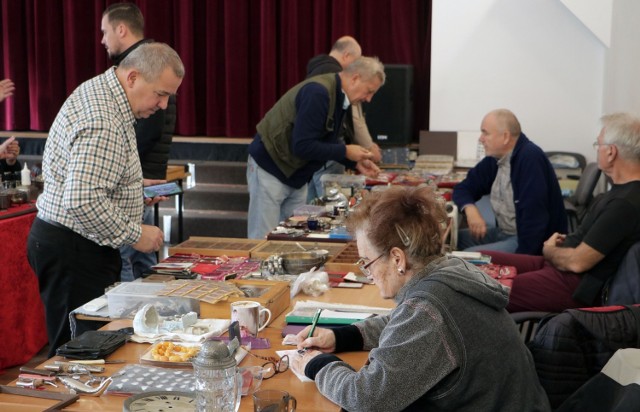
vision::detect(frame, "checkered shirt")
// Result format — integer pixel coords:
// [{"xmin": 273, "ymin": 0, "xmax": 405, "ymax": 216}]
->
[
  {"xmin": 490, "ymin": 151, "xmax": 517, "ymax": 235},
  {"xmin": 36, "ymin": 67, "xmax": 144, "ymax": 248}
]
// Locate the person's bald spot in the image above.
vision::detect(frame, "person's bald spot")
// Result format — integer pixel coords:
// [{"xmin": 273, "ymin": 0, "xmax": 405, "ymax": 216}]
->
[{"xmin": 331, "ymin": 36, "xmax": 362, "ymax": 68}]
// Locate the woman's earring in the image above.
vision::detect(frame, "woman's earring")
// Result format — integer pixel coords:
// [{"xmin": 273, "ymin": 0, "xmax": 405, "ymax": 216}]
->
[{"xmin": 397, "ymin": 267, "xmax": 405, "ymax": 274}]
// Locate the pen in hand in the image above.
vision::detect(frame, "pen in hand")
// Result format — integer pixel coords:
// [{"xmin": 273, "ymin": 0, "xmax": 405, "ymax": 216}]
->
[{"xmin": 298, "ymin": 308, "xmax": 323, "ymax": 354}]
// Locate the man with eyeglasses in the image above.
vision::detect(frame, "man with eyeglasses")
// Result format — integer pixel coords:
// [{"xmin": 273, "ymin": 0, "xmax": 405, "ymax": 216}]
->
[
  {"xmin": 484, "ymin": 112, "xmax": 640, "ymax": 312},
  {"xmin": 246, "ymin": 57, "xmax": 383, "ymax": 239}
]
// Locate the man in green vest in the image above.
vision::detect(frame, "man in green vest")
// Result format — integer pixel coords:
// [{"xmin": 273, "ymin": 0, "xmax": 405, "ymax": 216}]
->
[
  {"xmin": 305, "ymin": 36, "xmax": 383, "ymax": 203},
  {"xmin": 247, "ymin": 56, "xmax": 384, "ymax": 239}
]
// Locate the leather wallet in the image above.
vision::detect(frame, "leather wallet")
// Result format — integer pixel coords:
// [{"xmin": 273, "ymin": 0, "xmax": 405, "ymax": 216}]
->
[{"xmin": 56, "ymin": 330, "xmax": 129, "ymax": 360}]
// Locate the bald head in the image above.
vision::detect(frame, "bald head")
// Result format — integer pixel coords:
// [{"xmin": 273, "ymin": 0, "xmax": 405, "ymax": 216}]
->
[
  {"xmin": 479, "ymin": 109, "xmax": 522, "ymax": 158},
  {"xmin": 329, "ymin": 36, "xmax": 362, "ymax": 69},
  {"xmin": 489, "ymin": 109, "xmax": 522, "ymax": 137}
]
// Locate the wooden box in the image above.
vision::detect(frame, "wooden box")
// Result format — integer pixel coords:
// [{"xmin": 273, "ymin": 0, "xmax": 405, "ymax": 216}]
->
[
  {"xmin": 166, "ymin": 165, "xmax": 188, "ymax": 181},
  {"xmin": 168, "ymin": 237, "xmax": 266, "ymax": 257},
  {"xmin": 199, "ymin": 279, "xmax": 290, "ymax": 321},
  {"xmin": 324, "ymin": 242, "xmax": 363, "ymax": 275},
  {"xmin": 250, "ymin": 240, "xmax": 347, "ymax": 260}
]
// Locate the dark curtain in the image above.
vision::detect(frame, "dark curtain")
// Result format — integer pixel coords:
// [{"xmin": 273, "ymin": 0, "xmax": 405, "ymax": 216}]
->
[{"xmin": 0, "ymin": 0, "xmax": 431, "ymax": 139}]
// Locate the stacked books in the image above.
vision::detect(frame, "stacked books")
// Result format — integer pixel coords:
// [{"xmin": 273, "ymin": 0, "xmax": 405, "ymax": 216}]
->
[{"xmin": 447, "ymin": 251, "xmax": 492, "ymax": 265}]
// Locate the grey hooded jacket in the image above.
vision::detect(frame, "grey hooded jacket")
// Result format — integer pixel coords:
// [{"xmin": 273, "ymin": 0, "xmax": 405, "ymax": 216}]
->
[{"xmin": 309, "ymin": 257, "xmax": 550, "ymax": 412}]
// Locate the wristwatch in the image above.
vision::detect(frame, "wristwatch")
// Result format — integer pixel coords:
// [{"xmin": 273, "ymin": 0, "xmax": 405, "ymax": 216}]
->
[{"xmin": 123, "ymin": 391, "xmax": 196, "ymax": 411}]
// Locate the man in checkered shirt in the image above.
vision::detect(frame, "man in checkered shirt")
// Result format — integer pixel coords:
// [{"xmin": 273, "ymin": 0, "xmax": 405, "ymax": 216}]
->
[{"xmin": 27, "ymin": 42, "xmax": 184, "ymax": 356}]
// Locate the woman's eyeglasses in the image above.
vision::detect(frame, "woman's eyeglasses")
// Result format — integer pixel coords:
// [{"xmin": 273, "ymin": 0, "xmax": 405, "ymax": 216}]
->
[
  {"xmin": 356, "ymin": 253, "xmax": 384, "ymax": 276},
  {"xmin": 244, "ymin": 350, "xmax": 289, "ymax": 379}
]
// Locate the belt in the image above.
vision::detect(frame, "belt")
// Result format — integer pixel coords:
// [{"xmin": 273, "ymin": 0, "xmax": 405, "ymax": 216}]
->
[{"xmin": 37, "ymin": 215, "xmax": 72, "ymax": 232}]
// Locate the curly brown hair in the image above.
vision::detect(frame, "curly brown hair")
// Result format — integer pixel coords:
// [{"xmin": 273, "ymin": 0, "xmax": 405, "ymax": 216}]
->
[{"xmin": 346, "ymin": 185, "xmax": 447, "ymax": 268}]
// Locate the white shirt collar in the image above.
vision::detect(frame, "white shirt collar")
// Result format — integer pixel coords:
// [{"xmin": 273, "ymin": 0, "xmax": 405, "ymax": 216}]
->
[{"xmin": 341, "ymin": 89, "xmax": 351, "ymax": 110}]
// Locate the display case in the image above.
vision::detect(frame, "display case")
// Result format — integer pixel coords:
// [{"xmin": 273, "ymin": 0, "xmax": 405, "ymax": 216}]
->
[
  {"xmin": 168, "ymin": 237, "xmax": 266, "ymax": 257},
  {"xmin": 199, "ymin": 279, "xmax": 290, "ymax": 320}
]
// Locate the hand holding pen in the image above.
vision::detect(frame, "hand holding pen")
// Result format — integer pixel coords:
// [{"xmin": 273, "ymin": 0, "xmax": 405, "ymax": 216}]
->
[
  {"xmin": 298, "ymin": 309, "xmax": 323, "ymax": 354},
  {"xmin": 295, "ymin": 309, "xmax": 338, "ymax": 354}
]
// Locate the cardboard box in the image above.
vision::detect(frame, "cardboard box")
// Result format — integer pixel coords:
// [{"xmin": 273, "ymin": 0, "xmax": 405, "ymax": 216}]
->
[{"xmin": 199, "ymin": 279, "xmax": 290, "ymax": 321}]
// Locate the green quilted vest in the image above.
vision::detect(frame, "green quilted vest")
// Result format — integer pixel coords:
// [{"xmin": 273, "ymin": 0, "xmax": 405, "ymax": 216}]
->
[{"xmin": 257, "ymin": 73, "xmax": 338, "ymax": 178}]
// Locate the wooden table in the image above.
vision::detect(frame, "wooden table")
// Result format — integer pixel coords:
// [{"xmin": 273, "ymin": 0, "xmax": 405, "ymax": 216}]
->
[{"xmin": 2, "ymin": 284, "xmax": 395, "ymax": 411}]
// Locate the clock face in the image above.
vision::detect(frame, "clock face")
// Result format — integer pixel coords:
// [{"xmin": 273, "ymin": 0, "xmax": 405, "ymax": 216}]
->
[{"xmin": 123, "ymin": 391, "xmax": 196, "ymax": 412}]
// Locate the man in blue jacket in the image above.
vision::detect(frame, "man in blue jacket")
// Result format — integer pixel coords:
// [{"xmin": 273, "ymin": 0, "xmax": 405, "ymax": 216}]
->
[{"xmin": 453, "ymin": 109, "xmax": 566, "ymax": 255}]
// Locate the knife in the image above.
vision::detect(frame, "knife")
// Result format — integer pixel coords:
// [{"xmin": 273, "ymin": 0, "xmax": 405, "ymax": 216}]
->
[
  {"xmin": 68, "ymin": 359, "xmax": 126, "ymax": 365},
  {"xmin": 47, "ymin": 362, "xmax": 105, "ymax": 374},
  {"xmin": 19, "ymin": 367, "xmax": 56, "ymax": 377}
]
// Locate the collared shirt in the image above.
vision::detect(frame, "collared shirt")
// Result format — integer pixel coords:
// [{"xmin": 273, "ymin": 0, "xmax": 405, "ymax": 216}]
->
[
  {"xmin": 490, "ymin": 151, "xmax": 517, "ymax": 235},
  {"xmin": 37, "ymin": 67, "xmax": 143, "ymax": 248},
  {"xmin": 341, "ymin": 89, "xmax": 351, "ymax": 110}
]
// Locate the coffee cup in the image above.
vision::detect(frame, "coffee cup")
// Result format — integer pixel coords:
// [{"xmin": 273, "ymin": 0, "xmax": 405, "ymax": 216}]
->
[
  {"xmin": 253, "ymin": 389, "xmax": 297, "ymax": 412},
  {"xmin": 230, "ymin": 300, "xmax": 272, "ymax": 338}
]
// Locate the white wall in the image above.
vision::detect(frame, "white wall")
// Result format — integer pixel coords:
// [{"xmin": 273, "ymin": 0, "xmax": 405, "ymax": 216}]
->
[
  {"xmin": 430, "ymin": 0, "xmax": 608, "ymax": 162},
  {"xmin": 602, "ymin": 0, "xmax": 640, "ymax": 116}
]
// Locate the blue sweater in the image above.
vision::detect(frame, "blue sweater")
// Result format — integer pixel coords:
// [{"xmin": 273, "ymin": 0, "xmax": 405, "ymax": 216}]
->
[
  {"xmin": 452, "ymin": 134, "xmax": 567, "ymax": 255},
  {"xmin": 249, "ymin": 75, "xmax": 351, "ymax": 189}
]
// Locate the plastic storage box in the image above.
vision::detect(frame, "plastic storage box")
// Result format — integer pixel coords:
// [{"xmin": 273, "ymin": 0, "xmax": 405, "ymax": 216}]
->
[
  {"xmin": 319, "ymin": 174, "xmax": 366, "ymax": 197},
  {"xmin": 106, "ymin": 281, "xmax": 199, "ymax": 319}
]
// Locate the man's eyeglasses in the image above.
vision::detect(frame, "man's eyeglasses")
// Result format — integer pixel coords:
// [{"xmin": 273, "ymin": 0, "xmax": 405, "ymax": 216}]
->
[
  {"xmin": 356, "ymin": 253, "xmax": 384, "ymax": 276},
  {"xmin": 244, "ymin": 350, "xmax": 289, "ymax": 379},
  {"xmin": 593, "ymin": 141, "xmax": 612, "ymax": 150}
]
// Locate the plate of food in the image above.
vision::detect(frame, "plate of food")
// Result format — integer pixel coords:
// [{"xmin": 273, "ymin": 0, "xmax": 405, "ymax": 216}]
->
[{"xmin": 140, "ymin": 341, "xmax": 201, "ymax": 368}]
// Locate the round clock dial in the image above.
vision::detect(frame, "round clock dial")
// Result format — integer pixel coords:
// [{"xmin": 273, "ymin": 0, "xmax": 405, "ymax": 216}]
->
[{"xmin": 123, "ymin": 391, "xmax": 196, "ymax": 412}]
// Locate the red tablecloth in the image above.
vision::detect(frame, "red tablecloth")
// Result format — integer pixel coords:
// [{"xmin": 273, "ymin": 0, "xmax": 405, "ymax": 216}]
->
[{"xmin": 0, "ymin": 208, "xmax": 48, "ymax": 371}]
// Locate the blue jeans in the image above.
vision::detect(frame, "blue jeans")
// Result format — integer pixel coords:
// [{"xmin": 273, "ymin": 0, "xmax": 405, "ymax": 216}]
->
[
  {"xmin": 119, "ymin": 205, "xmax": 157, "ymax": 282},
  {"xmin": 306, "ymin": 161, "xmax": 346, "ymax": 203},
  {"xmin": 247, "ymin": 155, "xmax": 308, "ymax": 239},
  {"xmin": 457, "ymin": 227, "xmax": 518, "ymax": 253}
]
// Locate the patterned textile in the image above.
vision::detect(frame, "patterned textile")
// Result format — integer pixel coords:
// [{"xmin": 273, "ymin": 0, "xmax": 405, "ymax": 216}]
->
[
  {"xmin": 107, "ymin": 364, "xmax": 195, "ymax": 395},
  {"xmin": 490, "ymin": 151, "xmax": 516, "ymax": 234},
  {"xmin": 478, "ymin": 263, "xmax": 517, "ymax": 289},
  {"xmin": 0, "ymin": 211, "xmax": 47, "ymax": 370}
]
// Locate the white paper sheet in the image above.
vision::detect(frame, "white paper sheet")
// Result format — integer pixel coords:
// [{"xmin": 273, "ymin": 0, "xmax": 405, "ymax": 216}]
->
[{"xmin": 277, "ymin": 350, "xmax": 313, "ymax": 382}]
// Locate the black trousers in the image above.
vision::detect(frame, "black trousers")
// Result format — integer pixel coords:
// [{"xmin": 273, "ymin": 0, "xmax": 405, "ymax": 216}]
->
[{"xmin": 27, "ymin": 218, "xmax": 121, "ymax": 357}]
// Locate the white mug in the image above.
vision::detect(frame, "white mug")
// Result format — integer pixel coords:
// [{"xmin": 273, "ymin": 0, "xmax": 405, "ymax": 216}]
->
[{"xmin": 230, "ymin": 300, "xmax": 272, "ymax": 338}]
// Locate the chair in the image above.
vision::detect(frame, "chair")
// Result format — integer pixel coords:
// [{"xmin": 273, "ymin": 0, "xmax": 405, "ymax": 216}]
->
[
  {"xmin": 510, "ymin": 311, "xmax": 552, "ymax": 343},
  {"xmin": 602, "ymin": 241, "xmax": 640, "ymax": 305},
  {"xmin": 564, "ymin": 162, "xmax": 601, "ymax": 232},
  {"xmin": 527, "ymin": 305, "xmax": 640, "ymax": 409},
  {"xmin": 546, "ymin": 151, "xmax": 587, "ymax": 178}
]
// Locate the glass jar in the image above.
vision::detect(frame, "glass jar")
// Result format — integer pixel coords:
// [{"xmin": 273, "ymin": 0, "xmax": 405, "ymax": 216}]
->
[{"xmin": 192, "ymin": 340, "xmax": 241, "ymax": 412}]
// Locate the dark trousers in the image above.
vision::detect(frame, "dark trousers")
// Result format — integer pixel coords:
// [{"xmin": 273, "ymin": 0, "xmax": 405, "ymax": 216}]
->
[
  {"xmin": 27, "ymin": 218, "xmax": 121, "ymax": 357},
  {"xmin": 483, "ymin": 250, "xmax": 583, "ymax": 313}
]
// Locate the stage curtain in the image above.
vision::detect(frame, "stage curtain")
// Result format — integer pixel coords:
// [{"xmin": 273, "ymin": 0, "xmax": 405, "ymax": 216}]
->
[{"xmin": 0, "ymin": 0, "xmax": 431, "ymax": 138}]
